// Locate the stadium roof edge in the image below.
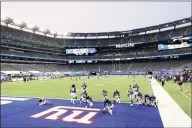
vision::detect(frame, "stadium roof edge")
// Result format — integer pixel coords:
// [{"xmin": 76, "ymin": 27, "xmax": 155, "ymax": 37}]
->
[{"xmin": 1, "ymin": 17, "xmax": 191, "ymax": 38}]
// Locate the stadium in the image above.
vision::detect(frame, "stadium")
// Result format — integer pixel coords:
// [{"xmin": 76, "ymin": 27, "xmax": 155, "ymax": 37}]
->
[{"xmin": 1, "ymin": 2, "xmax": 192, "ymax": 128}]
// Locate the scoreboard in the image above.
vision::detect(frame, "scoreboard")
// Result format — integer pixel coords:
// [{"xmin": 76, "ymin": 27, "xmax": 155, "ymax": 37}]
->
[{"xmin": 66, "ymin": 48, "xmax": 97, "ymax": 55}]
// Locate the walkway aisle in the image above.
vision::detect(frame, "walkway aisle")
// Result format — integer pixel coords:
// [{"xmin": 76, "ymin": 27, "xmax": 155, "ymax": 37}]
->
[{"xmin": 151, "ymin": 77, "xmax": 191, "ymax": 127}]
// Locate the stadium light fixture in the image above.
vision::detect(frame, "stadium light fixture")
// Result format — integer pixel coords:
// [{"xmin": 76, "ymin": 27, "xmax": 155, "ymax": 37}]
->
[
  {"xmin": 18, "ymin": 22, "xmax": 27, "ymax": 30},
  {"xmin": 32, "ymin": 26, "xmax": 39, "ymax": 33},
  {"xmin": 182, "ymin": 20, "xmax": 186, "ymax": 23},
  {"xmin": 3, "ymin": 17, "xmax": 14, "ymax": 26},
  {"xmin": 43, "ymin": 29, "xmax": 51, "ymax": 35}
]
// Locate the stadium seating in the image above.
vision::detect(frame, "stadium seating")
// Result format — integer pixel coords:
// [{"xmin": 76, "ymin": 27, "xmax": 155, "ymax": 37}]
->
[{"xmin": 0, "ymin": 22, "xmax": 192, "ymax": 73}]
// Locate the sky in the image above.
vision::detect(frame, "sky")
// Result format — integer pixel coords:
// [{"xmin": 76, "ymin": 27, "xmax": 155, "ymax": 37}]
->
[{"xmin": 1, "ymin": 2, "xmax": 191, "ymax": 33}]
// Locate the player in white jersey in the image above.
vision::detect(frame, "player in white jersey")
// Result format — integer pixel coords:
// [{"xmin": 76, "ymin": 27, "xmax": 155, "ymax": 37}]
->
[
  {"xmin": 38, "ymin": 98, "xmax": 52, "ymax": 106},
  {"xmin": 128, "ymin": 85, "xmax": 134, "ymax": 106},
  {"xmin": 70, "ymin": 84, "xmax": 77, "ymax": 104}
]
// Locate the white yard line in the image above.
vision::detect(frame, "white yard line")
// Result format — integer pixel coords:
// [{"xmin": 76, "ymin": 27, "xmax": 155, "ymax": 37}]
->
[
  {"xmin": 151, "ymin": 77, "xmax": 191, "ymax": 127},
  {"xmin": 176, "ymin": 90, "xmax": 191, "ymax": 101}
]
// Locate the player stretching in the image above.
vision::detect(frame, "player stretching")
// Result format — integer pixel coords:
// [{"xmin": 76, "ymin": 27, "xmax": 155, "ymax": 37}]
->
[
  {"xmin": 38, "ymin": 98, "xmax": 52, "ymax": 106},
  {"xmin": 70, "ymin": 84, "xmax": 77, "ymax": 104},
  {"xmin": 128, "ymin": 85, "xmax": 134, "ymax": 106},
  {"xmin": 133, "ymin": 83, "xmax": 140, "ymax": 99},
  {"xmin": 80, "ymin": 90, "xmax": 88, "ymax": 104},
  {"xmin": 144, "ymin": 94, "xmax": 150, "ymax": 106},
  {"xmin": 102, "ymin": 89, "xmax": 108, "ymax": 101},
  {"xmin": 82, "ymin": 82, "xmax": 87, "ymax": 92},
  {"xmin": 113, "ymin": 90, "xmax": 120, "ymax": 103},
  {"xmin": 149, "ymin": 95, "xmax": 157, "ymax": 107},
  {"xmin": 103, "ymin": 99, "xmax": 114, "ymax": 115},
  {"xmin": 85, "ymin": 96, "xmax": 93, "ymax": 108},
  {"xmin": 144, "ymin": 94, "xmax": 157, "ymax": 107}
]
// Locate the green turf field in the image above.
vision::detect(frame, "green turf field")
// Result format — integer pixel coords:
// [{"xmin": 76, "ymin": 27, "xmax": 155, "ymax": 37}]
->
[
  {"xmin": 2, "ymin": 75, "xmax": 191, "ymax": 118},
  {"xmin": 1, "ymin": 75, "xmax": 153, "ymax": 103},
  {"xmin": 160, "ymin": 81, "xmax": 192, "ymax": 118}
]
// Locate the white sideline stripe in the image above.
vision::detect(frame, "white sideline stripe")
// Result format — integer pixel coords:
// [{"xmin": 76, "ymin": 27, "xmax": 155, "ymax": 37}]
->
[
  {"xmin": 1, "ymin": 100, "xmax": 12, "ymax": 105},
  {"xmin": 56, "ymin": 106, "xmax": 100, "ymax": 111},
  {"xmin": 151, "ymin": 77, "xmax": 191, "ymax": 128},
  {"xmin": 176, "ymin": 90, "xmax": 192, "ymax": 101},
  {"xmin": 1, "ymin": 97, "xmax": 30, "ymax": 101}
]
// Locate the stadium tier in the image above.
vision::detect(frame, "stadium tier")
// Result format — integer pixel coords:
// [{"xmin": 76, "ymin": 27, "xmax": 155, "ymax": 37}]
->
[{"xmin": 0, "ymin": 17, "xmax": 192, "ymax": 74}]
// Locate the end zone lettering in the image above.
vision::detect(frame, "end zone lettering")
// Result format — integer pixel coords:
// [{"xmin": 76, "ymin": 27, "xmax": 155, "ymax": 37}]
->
[{"xmin": 30, "ymin": 106, "xmax": 100, "ymax": 124}]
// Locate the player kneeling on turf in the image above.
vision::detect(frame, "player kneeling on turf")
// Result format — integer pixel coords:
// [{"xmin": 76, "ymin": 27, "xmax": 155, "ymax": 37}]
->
[
  {"xmin": 70, "ymin": 84, "xmax": 77, "ymax": 104},
  {"xmin": 113, "ymin": 90, "xmax": 120, "ymax": 103},
  {"xmin": 103, "ymin": 99, "xmax": 114, "ymax": 115},
  {"xmin": 38, "ymin": 98, "xmax": 52, "ymax": 106},
  {"xmin": 85, "ymin": 96, "xmax": 93, "ymax": 108},
  {"xmin": 80, "ymin": 91, "xmax": 88, "ymax": 104},
  {"xmin": 149, "ymin": 95, "xmax": 157, "ymax": 107},
  {"xmin": 144, "ymin": 94, "xmax": 150, "ymax": 106}
]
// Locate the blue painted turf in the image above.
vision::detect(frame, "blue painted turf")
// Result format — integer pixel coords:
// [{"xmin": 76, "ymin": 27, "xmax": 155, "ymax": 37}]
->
[{"xmin": 1, "ymin": 96, "xmax": 164, "ymax": 127}]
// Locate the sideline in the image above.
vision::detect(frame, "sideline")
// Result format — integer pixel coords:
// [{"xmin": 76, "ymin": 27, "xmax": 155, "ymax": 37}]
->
[{"xmin": 151, "ymin": 77, "xmax": 191, "ymax": 127}]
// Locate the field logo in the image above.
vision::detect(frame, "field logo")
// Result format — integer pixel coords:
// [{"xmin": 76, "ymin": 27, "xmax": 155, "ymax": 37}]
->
[{"xmin": 30, "ymin": 106, "xmax": 100, "ymax": 124}]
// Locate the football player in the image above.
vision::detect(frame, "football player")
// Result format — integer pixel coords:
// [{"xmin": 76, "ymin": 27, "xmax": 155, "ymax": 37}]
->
[
  {"xmin": 128, "ymin": 85, "xmax": 134, "ymax": 106},
  {"xmin": 113, "ymin": 90, "xmax": 120, "ymax": 103},
  {"xmin": 144, "ymin": 94, "xmax": 150, "ymax": 105},
  {"xmin": 80, "ymin": 90, "xmax": 88, "ymax": 104},
  {"xmin": 85, "ymin": 96, "xmax": 93, "ymax": 108},
  {"xmin": 103, "ymin": 99, "xmax": 114, "ymax": 115},
  {"xmin": 70, "ymin": 84, "xmax": 77, "ymax": 104},
  {"xmin": 38, "ymin": 98, "xmax": 52, "ymax": 106},
  {"xmin": 136, "ymin": 92, "xmax": 143, "ymax": 105},
  {"xmin": 149, "ymin": 95, "xmax": 157, "ymax": 107},
  {"xmin": 102, "ymin": 89, "xmax": 108, "ymax": 101},
  {"xmin": 82, "ymin": 82, "xmax": 87, "ymax": 92},
  {"xmin": 178, "ymin": 81, "xmax": 183, "ymax": 91},
  {"xmin": 133, "ymin": 83, "xmax": 140, "ymax": 99}
]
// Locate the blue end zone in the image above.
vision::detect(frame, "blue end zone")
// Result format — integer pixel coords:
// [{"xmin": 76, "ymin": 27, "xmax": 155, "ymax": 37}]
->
[{"xmin": 1, "ymin": 96, "xmax": 164, "ymax": 127}]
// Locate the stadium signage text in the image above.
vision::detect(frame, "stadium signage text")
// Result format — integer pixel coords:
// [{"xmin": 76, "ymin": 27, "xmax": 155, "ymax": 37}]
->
[
  {"xmin": 116, "ymin": 43, "xmax": 134, "ymax": 48},
  {"xmin": 30, "ymin": 106, "xmax": 100, "ymax": 124}
]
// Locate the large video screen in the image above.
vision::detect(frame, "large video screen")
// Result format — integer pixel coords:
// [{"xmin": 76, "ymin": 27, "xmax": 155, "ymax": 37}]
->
[
  {"xmin": 66, "ymin": 48, "xmax": 97, "ymax": 55},
  {"xmin": 158, "ymin": 42, "xmax": 192, "ymax": 51}
]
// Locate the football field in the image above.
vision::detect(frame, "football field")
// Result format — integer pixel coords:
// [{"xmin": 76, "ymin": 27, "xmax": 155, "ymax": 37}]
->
[
  {"xmin": 1, "ymin": 75, "xmax": 191, "ymax": 127},
  {"xmin": 1, "ymin": 75, "xmax": 153, "ymax": 102}
]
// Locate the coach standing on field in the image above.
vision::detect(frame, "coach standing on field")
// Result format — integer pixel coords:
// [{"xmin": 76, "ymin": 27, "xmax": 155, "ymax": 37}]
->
[
  {"xmin": 178, "ymin": 81, "xmax": 183, "ymax": 91},
  {"xmin": 161, "ymin": 78, "xmax": 165, "ymax": 86}
]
